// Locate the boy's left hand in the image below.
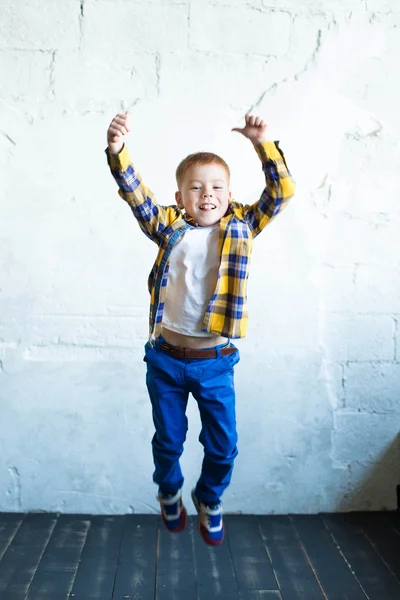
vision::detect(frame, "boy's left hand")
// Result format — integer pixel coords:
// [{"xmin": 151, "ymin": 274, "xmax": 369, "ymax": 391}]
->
[{"xmin": 232, "ymin": 114, "xmax": 268, "ymax": 145}]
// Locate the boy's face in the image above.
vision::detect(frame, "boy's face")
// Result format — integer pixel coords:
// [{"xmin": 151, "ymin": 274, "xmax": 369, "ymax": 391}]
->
[{"xmin": 175, "ymin": 162, "xmax": 232, "ymax": 227}]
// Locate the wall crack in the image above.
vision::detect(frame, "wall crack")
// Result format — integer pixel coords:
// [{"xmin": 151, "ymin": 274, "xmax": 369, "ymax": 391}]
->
[
  {"xmin": 155, "ymin": 53, "xmax": 161, "ymax": 97},
  {"xmin": 79, "ymin": 0, "xmax": 85, "ymax": 50},
  {"xmin": 1, "ymin": 131, "xmax": 16, "ymax": 145},
  {"xmin": 393, "ymin": 318, "xmax": 398, "ymax": 361},
  {"xmin": 294, "ymin": 29, "xmax": 322, "ymax": 81},
  {"xmin": 248, "ymin": 28, "xmax": 323, "ymax": 112},
  {"xmin": 49, "ymin": 51, "xmax": 56, "ymax": 100},
  {"xmin": 8, "ymin": 467, "xmax": 22, "ymax": 510}
]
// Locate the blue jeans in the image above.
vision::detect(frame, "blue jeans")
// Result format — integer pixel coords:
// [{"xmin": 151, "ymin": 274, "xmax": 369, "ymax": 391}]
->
[{"xmin": 143, "ymin": 335, "xmax": 240, "ymax": 505}]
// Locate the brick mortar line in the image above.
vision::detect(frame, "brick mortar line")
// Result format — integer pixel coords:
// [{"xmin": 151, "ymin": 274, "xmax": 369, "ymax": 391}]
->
[{"xmin": 342, "ymin": 360, "xmax": 400, "ymax": 366}]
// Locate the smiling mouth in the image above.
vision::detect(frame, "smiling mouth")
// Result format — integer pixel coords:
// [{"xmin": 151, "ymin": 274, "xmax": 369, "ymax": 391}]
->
[{"xmin": 199, "ymin": 204, "xmax": 216, "ymax": 211}]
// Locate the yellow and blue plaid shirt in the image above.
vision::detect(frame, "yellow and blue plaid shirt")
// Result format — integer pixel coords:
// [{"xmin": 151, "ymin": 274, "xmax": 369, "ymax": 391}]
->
[{"xmin": 106, "ymin": 141, "xmax": 296, "ymax": 345}]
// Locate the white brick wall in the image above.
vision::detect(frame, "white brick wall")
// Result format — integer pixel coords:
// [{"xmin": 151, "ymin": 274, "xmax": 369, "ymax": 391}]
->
[
  {"xmin": 0, "ymin": 51, "xmax": 54, "ymax": 102},
  {"xmin": 0, "ymin": 0, "xmax": 80, "ymax": 51},
  {"xmin": 344, "ymin": 362, "xmax": 400, "ymax": 413},
  {"xmin": 189, "ymin": 5, "xmax": 291, "ymax": 55},
  {"xmin": 54, "ymin": 51, "xmax": 159, "ymax": 112},
  {"xmin": 83, "ymin": 3, "xmax": 189, "ymax": 54},
  {"xmin": 1, "ymin": 0, "xmax": 399, "ymax": 514}
]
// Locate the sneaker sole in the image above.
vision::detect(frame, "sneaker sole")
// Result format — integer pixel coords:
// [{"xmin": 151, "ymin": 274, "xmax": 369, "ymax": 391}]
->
[
  {"xmin": 199, "ymin": 522, "xmax": 225, "ymax": 546},
  {"xmin": 191, "ymin": 491, "xmax": 224, "ymax": 546},
  {"xmin": 161, "ymin": 505, "xmax": 187, "ymax": 533}
]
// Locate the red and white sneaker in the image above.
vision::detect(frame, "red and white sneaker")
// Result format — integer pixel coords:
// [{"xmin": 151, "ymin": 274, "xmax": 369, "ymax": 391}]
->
[
  {"xmin": 157, "ymin": 489, "xmax": 187, "ymax": 533},
  {"xmin": 191, "ymin": 490, "xmax": 224, "ymax": 546}
]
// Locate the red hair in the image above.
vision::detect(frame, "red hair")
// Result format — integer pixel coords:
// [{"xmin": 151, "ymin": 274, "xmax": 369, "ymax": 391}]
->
[{"xmin": 176, "ymin": 152, "xmax": 230, "ymax": 187}]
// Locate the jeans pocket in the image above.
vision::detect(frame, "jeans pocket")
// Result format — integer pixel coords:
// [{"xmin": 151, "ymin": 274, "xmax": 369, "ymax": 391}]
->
[
  {"xmin": 203, "ymin": 347, "xmax": 240, "ymax": 379},
  {"xmin": 224, "ymin": 347, "xmax": 240, "ymax": 370},
  {"xmin": 143, "ymin": 341, "xmax": 155, "ymax": 363}
]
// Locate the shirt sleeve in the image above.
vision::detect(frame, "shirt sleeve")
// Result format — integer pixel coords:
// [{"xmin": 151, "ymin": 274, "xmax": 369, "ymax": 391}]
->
[
  {"xmin": 241, "ymin": 141, "xmax": 296, "ymax": 239},
  {"xmin": 106, "ymin": 145, "xmax": 181, "ymax": 244}
]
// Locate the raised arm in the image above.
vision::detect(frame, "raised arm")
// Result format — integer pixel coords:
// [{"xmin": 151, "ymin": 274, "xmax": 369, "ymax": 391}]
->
[
  {"xmin": 106, "ymin": 112, "xmax": 181, "ymax": 243},
  {"xmin": 232, "ymin": 114, "xmax": 296, "ymax": 238}
]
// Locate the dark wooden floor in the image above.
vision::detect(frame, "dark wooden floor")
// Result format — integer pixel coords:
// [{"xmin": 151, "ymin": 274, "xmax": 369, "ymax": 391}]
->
[{"xmin": 0, "ymin": 511, "xmax": 399, "ymax": 599}]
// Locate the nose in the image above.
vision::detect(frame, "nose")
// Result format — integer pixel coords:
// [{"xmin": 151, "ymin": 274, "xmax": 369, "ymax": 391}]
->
[{"xmin": 203, "ymin": 190, "xmax": 213, "ymax": 198}]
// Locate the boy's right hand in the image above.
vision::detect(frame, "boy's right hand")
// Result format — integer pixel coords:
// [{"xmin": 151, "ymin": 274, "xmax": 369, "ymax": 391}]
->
[{"xmin": 107, "ymin": 111, "xmax": 131, "ymax": 154}]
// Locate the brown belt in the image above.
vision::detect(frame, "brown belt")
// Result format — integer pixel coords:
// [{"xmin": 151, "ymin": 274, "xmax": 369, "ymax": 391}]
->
[{"xmin": 159, "ymin": 341, "xmax": 236, "ymax": 359}]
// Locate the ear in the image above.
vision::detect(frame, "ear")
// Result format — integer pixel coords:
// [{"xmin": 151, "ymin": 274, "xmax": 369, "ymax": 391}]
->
[
  {"xmin": 175, "ymin": 190, "xmax": 183, "ymax": 209},
  {"xmin": 228, "ymin": 190, "xmax": 232, "ymax": 203}
]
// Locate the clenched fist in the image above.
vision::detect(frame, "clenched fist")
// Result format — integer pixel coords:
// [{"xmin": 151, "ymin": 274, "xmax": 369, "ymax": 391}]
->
[{"xmin": 107, "ymin": 111, "xmax": 131, "ymax": 155}]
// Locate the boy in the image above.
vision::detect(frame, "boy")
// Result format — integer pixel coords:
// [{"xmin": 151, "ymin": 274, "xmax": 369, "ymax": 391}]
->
[{"xmin": 106, "ymin": 112, "xmax": 296, "ymax": 545}]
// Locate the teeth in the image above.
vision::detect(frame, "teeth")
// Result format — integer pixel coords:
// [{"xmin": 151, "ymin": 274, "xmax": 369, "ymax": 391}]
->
[{"xmin": 200, "ymin": 204, "xmax": 216, "ymax": 210}]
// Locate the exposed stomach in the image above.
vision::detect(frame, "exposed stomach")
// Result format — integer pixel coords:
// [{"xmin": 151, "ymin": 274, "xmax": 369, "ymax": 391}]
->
[{"xmin": 161, "ymin": 325, "xmax": 229, "ymax": 349}]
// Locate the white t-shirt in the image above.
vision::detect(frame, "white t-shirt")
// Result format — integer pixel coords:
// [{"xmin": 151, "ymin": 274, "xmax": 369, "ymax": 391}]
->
[{"xmin": 162, "ymin": 224, "xmax": 220, "ymax": 337}]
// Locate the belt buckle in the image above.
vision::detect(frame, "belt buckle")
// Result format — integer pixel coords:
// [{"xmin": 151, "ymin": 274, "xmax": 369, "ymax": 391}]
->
[
  {"xmin": 175, "ymin": 346, "xmax": 187, "ymax": 358},
  {"xmin": 161, "ymin": 343, "xmax": 189, "ymax": 358}
]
